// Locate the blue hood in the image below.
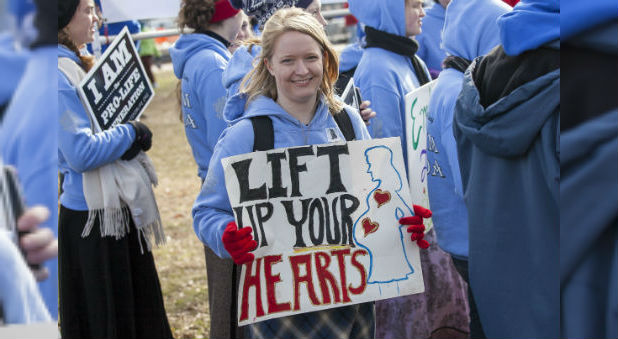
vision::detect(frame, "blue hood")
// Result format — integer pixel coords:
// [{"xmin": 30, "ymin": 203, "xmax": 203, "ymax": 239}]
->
[
  {"xmin": 222, "ymin": 44, "xmax": 260, "ymax": 96},
  {"xmin": 349, "ymin": 0, "xmax": 405, "ymax": 36},
  {"xmin": 455, "ymin": 66, "xmax": 559, "ymax": 158},
  {"xmin": 442, "ymin": 0, "xmax": 511, "ymax": 60},
  {"xmin": 339, "ymin": 40, "xmax": 364, "ymax": 72},
  {"xmin": 561, "ymin": 0, "xmax": 617, "ymax": 39},
  {"xmin": 169, "ymin": 33, "xmax": 231, "ymax": 80},
  {"xmin": 497, "ymin": 0, "xmax": 559, "ymax": 56}
]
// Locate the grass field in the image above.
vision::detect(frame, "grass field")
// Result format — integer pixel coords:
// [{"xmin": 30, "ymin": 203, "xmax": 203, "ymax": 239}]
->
[{"xmin": 145, "ymin": 66, "xmax": 210, "ymax": 338}]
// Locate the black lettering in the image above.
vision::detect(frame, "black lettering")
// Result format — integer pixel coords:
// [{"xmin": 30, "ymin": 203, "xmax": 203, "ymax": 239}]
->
[
  {"xmin": 324, "ymin": 197, "xmax": 340, "ymax": 245},
  {"xmin": 340, "ymin": 194, "xmax": 360, "ymax": 246},
  {"xmin": 232, "ymin": 159, "xmax": 267, "ymax": 203},
  {"xmin": 246, "ymin": 204, "xmax": 259, "ymax": 248},
  {"xmin": 308, "ymin": 199, "xmax": 325, "ymax": 246},
  {"xmin": 255, "ymin": 202, "xmax": 273, "ymax": 247},
  {"xmin": 281, "ymin": 199, "xmax": 312, "ymax": 248},
  {"xmin": 288, "ymin": 146, "xmax": 314, "ymax": 197},
  {"xmin": 316, "ymin": 144, "xmax": 349, "ymax": 194},
  {"xmin": 267, "ymin": 151, "xmax": 288, "ymax": 198}
]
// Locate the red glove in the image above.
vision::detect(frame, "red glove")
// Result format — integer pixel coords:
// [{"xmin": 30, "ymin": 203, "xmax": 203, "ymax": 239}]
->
[
  {"xmin": 399, "ymin": 205, "xmax": 432, "ymax": 249},
  {"xmin": 222, "ymin": 222, "xmax": 257, "ymax": 265}
]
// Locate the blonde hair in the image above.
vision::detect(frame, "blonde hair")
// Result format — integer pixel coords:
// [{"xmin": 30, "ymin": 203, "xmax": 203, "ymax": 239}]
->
[{"xmin": 240, "ymin": 8, "xmax": 343, "ymax": 114}]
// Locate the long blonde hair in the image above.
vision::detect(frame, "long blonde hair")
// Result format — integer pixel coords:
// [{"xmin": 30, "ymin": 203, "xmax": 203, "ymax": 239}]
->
[{"xmin": 240, "ymin": 8, "xmax": 343, "ymax": 114}]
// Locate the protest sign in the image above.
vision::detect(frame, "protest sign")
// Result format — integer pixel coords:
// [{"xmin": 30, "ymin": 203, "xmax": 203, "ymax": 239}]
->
[
  {"xmin": 100, "ymin": 0, "xmax": 180, "ymax": 23},
  {"xmin": 77, "ymin": 26, "xmax": 154, "ymax": 132},
  {"xmin": 222, "ymin": 138, "xmax": 425, "ymax": 325},
  {"xmin": 404, "ymin": 81, "xmax": 436, "ymax": 232}
]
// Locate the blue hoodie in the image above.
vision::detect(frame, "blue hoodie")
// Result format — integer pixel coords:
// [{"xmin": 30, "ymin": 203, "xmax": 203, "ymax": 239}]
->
[
  {"xmin": 192, "ymin": 95, "xmax": 370, "ymax": 258},
  {"xmin": 349, "ymin": 0, "xmax": 430, "ymax": 165},
  {"xmin": 426, "ymin": 0, "xmax": 510, "ymax": 259},
  {"xmin": 415, "ymin": 2, "xmax": 446, "ymax": 75},
  {"xmin": 560, "ymin": 15, "xmax": 617, "ymax": 338},
  {"xmin": 1, "ymin": 46, "xmax": 59, "ymax": 319},
  {"xmin": 170, "ymin": 33, "xmax": 232, "ymax": 180},
  {"xmin": 498, "ymin": 0, "xmax": 559, "ymax": 56},
  {"xmin": 561, "ymin": 0, "xmax": 617, "ymax": 39},
  {"xmin": 58, "ymin": 45, "xmax": 136, "ymax": 211},
  {"xmin": 453, "ymin": 55, "xmax": 559, "ymax": 339},
  {"xmin": 221, "ymin": 44, "xmax": 260, "ymax": 100}
]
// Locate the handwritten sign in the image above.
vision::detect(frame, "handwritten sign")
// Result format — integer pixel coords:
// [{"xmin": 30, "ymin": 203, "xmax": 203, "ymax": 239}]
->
[
  {"xmin": 78, "ymin": 26, "xmax": 154, "ymax": 131},
  {"xmin": 404, "ymin": 81, "xmax": 436, "ymax": 232},
  {"xmin": 222, "ymin": 138, "xmax": 425, "ymax": 325}
]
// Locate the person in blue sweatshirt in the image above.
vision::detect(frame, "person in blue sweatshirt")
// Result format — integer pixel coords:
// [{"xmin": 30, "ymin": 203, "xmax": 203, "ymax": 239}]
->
[
  {"xmin": 425, "ymin": 0, "xmax": 510, "ymax": 337},
  {"xmin": 560, "ymin": 0, "xmax": 617, "ymax": 337},
  {"xmin": 0, "ymin": 0, "xmax": 60, "ymax": 320},
  {"xmin": 170, "ymin": 2, "xmax": 244, "ymax": 337},
  {"xmin": 452, "ymin": 0, "xmax": 559, "ymax": 337},
  {"xmin": 170, "ymin": 0, "xmax": 243, "ymax": 182},
  {"xmin": 57, "ymin": 0, "xmax": 172, "ymax": 337},
  {"xmin": 415, "ymin": 0, "xmax": 449, "ymax": 79},
  {"xmin": 193, "ymin": 9, "xmax": 378, "ymax": 338},
  {"xmin": 349, "ymin": 0, "xmax": 431, "ymax": 166}
]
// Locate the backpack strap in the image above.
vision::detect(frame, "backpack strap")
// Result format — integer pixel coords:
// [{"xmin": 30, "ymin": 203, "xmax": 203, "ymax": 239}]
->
[
  {"xmin": 251, "ymin": 116, "xmax": 274, "ymax": 151},
  {"xmin": 333, "ymin": 109, "xmax": 356, "ymax": 141}
]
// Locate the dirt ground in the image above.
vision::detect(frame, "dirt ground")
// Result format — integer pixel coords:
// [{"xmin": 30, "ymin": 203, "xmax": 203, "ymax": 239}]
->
[{"xmin": 145, "ymin": 65, "xmax": 210, "ymax": 338}]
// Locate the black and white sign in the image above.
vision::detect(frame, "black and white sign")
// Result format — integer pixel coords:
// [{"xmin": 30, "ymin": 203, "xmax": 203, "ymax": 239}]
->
[{"xmin": 78, "ymin": 26, "xmax": 154, "ymax": 131}]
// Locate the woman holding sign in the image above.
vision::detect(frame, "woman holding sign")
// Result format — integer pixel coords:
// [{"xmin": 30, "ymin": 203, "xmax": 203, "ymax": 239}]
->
[
  {"xmin": 193, "ymin": 8, "xmax": 429, "ymax": 338},
  {"xmin": 57, "ymin": 0, "xmax": 172, "ymax": 338}
]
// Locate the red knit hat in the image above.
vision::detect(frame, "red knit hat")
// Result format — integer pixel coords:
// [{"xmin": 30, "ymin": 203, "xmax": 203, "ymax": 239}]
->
[{"xmin": 210, "ymin": 0, "xmax": 241, "ymax": 23}]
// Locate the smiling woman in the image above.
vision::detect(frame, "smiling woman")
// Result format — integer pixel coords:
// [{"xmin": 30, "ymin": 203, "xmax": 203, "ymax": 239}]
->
[{"xmin": 192, "ymin": 7, "xmax": 376, "ymax": 339}]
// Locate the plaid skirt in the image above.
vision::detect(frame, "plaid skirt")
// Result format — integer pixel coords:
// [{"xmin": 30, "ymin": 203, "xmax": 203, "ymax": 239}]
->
[{"xmin": 244, "ymin": 302, "xmax": 375, "ymax": 339}]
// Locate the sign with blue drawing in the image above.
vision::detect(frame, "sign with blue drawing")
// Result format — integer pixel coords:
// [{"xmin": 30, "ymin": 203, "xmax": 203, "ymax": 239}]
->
[
  {"xmin": 405, "ymin": 80, "xmax": 437, "ymax": 232},
  {"xmin": 222, "ymin": 138, "xmax": 425, "ymax": 325}
]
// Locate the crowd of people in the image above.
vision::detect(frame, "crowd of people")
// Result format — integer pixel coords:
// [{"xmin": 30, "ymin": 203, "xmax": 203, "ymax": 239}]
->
[{"xmin": 0, "ymin": 0, "xmax": 615, "ymax": 338}]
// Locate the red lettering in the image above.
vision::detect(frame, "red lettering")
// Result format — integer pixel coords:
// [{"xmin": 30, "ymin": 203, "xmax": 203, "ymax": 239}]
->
[
  {"xmin": 290, "ymin": 254, "xmax": 320, "ymax": 310},
  {"xmin": 264, "ymin": 255, "xmax": 291, "ymax": 314},
  {"xmin": 315, "ymin": 252, "xmax": 341, "ymax": 304},
  {"xmin": 331, "ymin": 248, "xmax": 352, "ymax": 302},
  {"xmin": 239, "ymin": 258, "xmax": 265, "ymax": 321},
  {"xmin": 349, "ymin": 249, "xmax": 368, "ymax": 295}
]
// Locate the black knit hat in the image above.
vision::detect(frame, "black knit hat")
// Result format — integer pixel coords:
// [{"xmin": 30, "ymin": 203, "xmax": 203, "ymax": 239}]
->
[
  {"xmin": 230, "ymin": 0, "xmax": 314, "ymax": 27},
  {"xmin": 58, "ymin": 0, "xmax": 80, "ymax": 30}
]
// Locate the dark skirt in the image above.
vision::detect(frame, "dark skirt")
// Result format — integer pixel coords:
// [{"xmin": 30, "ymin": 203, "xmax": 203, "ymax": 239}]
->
[{"xmin": 59, "ymin": 205, "xmax": 173, "ymax": 339}]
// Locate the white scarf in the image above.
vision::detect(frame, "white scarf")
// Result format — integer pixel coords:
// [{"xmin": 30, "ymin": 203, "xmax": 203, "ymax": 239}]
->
[{"xmin": 58, "ymin": 56, "xmax": 165, "ymax": 253}]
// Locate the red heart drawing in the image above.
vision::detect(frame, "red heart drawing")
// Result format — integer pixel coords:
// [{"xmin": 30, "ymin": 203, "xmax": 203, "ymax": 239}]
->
[
  {"xmin": 362, "ymin": 217, "xmax": 379, "ymax": 237},
  {"xmin": 373, "ymin": 189, "xmax": 391, "ymax": 207}
]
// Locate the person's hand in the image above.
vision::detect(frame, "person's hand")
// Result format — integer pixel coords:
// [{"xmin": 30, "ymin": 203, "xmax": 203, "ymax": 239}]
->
[
  {"xmin": 399, "ymin": 205, "xmax": 432, "ymax": 249},
  {"xmin": 222, "ymin": 222, "xmax": 257, "ymax": 265},
  {"xmin": 122, "ymin": 121, "xmax": 153, "ymax": 160},
  {"xmin": 17, "ymin": 206, "xmax": 57, "ymax": 281},
  {"xmin": 359, "ymin": 100, "xmax": 376, "ymax": 126}
]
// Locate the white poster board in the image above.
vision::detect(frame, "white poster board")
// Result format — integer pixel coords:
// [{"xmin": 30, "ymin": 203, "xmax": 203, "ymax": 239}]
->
[
  {"xmin": 404, "ymin": 81, "xmax": 436, "ymax": 232},
  {"xmin": 222, "ymin": 138, "xmax": 425, "ymax": 325},
  {"xmin": 100, "ymin": 0, "xmax": 180, "ymax": 23},
  {"xmin": 77, "ymin": 27, "xmax": 154, "ymax": 132}
]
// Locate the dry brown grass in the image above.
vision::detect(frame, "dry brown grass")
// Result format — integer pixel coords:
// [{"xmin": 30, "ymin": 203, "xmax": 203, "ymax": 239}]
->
[{"xmin": 145, "ymin": 66, "xmax": 210, "ymax": 338}]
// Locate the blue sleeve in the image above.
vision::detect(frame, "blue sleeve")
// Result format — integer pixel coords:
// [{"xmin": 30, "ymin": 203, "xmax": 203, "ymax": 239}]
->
[
  {"xmin": 0, "ymin": 231, "xmax": 51, "ymax": 324},
  {"xmin": 192, "ymin": 121, "xmax": 255, "ymax": 258},
  {"xmin": 439, "ymin": 94, "xmax": 464, "ymax": 197},
  {"xmin": 362, "ymin": 84, "xmax": 404, "ymax": 140},
  {"xmin": 58, "ymin": 73, "xmax": 136, "ymax": 173}
]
